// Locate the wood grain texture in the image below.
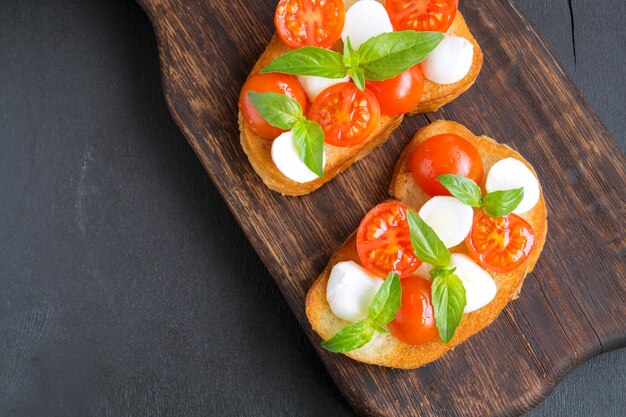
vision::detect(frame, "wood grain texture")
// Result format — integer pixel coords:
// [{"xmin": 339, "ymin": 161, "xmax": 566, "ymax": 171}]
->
[{"xmin": 135, "ymin": 0, "xmax": 626, "ymax": 416}]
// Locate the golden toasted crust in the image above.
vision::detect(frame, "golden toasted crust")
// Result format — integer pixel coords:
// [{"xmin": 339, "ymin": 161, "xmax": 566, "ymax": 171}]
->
[
  {"xmin": 240, "ymin": 7, "xmax": 483, "ymax": 196},
  {"xmin": 306, "ymin": 121, "xmax": 548, "ymax": 369}
]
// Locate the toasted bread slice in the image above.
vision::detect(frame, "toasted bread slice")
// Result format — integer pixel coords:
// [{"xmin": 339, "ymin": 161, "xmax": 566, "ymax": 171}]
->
[
  {"xmin": 306, "ymin": 121, "xmax": 547, "ymax": 368},
  {"xmin": 240, "ymin": 6, "xmax": 483, "ymax": 196}
]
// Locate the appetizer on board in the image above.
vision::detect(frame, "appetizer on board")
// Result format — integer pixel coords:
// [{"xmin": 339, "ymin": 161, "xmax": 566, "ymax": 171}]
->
[
  {"xmin": 239, "ymin": 0, "xmax": 483, "ymax": 195},
  {"xmin": 306, "ymin": 121, "xmax": 547, "ymax": 368}
]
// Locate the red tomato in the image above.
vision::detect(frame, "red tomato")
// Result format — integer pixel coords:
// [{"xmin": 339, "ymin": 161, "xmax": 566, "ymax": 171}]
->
[
  {"xmin": 356, "ymin": 202, "xmax": 421, "ymax": 277},
  {"xmin": 308, "ymin": 82, "xmax": 380, "ymax": 147},
  {"xmin": 409, "ymin": 133, "xmax": 484, "ymax": 196},
  {"xmin": 466, "ymin": 211, "xmax": 536, "ymax": 273},
  {"xmin": 365, "ymin": 65, "xmax": 425, "ymax": 116},
  {"xmin": 238, "ymin": 73, "xmax": 307, "ymax": 139},
  {"xmin": 385, "ymin": 0, "xmax": 458, "ymax": 33},
  {"xmin": 274, "ymin": 0, "xmax": 345, "ymax": 49},
  {"xmin": 388, "ymin": 276, "xmax": 439, "ymax": 345}
]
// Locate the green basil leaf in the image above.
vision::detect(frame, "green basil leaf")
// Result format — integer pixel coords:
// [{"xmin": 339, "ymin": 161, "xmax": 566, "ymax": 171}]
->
[
  {"xmin": 430, "ymin": 266, "xmax": 456, "ymax": 280},
  {"xmin": 291, "ymin": 119, "xmax": 324, "ymax": 178},
  {"xmin": 321, "ymin": 321, "xmax": 375, "ymax": 353},
  {"xmin": 349, "ymin": 67, "xmax": 366, "ymax": 91},
  {"xmin": 407, "ymin": 209, "xmax": 450, "ymax": 268},
  {"xmin": 247, "ymin": 91, "xmax": 302, "ymax": 130},
  {"xmin": 368, "ymin": 272, "xmax": 401, "ymax": 326},
  {"xmin": 432, "ymin": 273, "xmax": 467, "ymax": 344},
  {"xmin": 343, "ymin": 36, "xmax": 359, "ymax": 68},
  {"xmin": 358, "ymin": 31, "xmax": 444, "ymax": 81},
  {"xmin": 371, "ymin": 322, "xmax": 389, "ymax": 334},
  {"xmin": 260, "ymin": 47, "xmax": 348, "ymax": 78},
  {"xmin": 437, "ymin": 174, "xmax": 483, "ymax": 207},
  {"xmin": 482, "ymin": 188, "xmax": 524, "ymax": 217}
]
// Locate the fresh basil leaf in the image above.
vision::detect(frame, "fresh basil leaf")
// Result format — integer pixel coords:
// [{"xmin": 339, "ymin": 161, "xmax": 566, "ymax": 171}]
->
[
  {"xmin": 368, "ymin": 272, "xmax": 401, "ymax": 326},
  {"xmin": 358, "ymin": 31, "xmax": 444, "ymax": 81},
  {"xmin": 430, "ymin": 266, "xmax": 456, "ymax": 280},
  {"xmin": 432, "ymin": 273, "xmax": 466, "ymax": 344},
  {"xmin": 291, "ymin": 119, "xmax": 324, "ymax": 178},
  {"xmin": 247, "ymin": 91, "xmax": 302, "ymax": 130},
  {"xmin": 482, "ymin": 188, "xmax": 524, "ymax": 218},
  {"xmin": 437, "ymin": 174, "xmax": 482, "ymax": 207},
  {"xmin": 407, "ymin": 210, "xmax": 451, "ymax": 268},
  {"xmin": 321, "ymin": 321, "xmax": 375, "ymax": 353},
  {"xmin": 260, "ymin": 47, "xmax": 348, "ymax": 78},
  {"xmin": 343, "ymin": 36, "xmax": 359, "ymax": 68},
  {"xmin": 349, "ymin": 67, "xmax": 365, "ymax": 91},
  {"xmin": 371, "ymin": 322, "xmax": 389, "ymax": 334}
]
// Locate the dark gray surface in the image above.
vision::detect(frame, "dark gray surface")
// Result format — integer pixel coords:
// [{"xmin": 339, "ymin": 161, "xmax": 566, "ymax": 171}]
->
[{"xmin": 0, "ymin": 1, "xmax": 623, "ymax": 416}]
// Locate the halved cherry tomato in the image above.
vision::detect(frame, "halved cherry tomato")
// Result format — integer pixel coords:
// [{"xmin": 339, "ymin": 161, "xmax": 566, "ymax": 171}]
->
[
  {"xmin": 388, "ymin": 276, "xmax": 439, "ymax": 345},
  {"xmin": 239, "ymin": 73, "xmax": 308, "ymax": 139},
  {"xmin": 365, "ymin": 65, "xmax": 425, "ymax": 116},
  {"xmin": 466, "ymin": 211, "xmax": 536, "ymax": 273},
  {"xmin": 274, "ymin": 0, "xmax": 345, "ymax": 49},
  {"xmin": 308, "ymin": 82, "xmax": 381, "ymax": 147},
  {"xmin": 410, "ymin": 133, "xmax": 483, "ymax": 196},
  {"xmin": 385, "ymin": 0, "xmax": 458, "ymax": 33},
  {"xmin": 356, "ymin": 202, "xmax": 421, "ymax": 277}
]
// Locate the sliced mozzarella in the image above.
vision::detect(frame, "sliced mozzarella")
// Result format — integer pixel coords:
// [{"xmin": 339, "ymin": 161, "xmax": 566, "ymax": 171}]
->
[
  {"xmin": 298, "ymin": 75, "xmax": 350, "ymax": 102},
  {"xmin": 450, "ymin": 254, "xmax": 497, "ymax": 313},
  {"xmin": 421, "ymin": 35, "xmax": 474, "ymax": 85},
  {"xmin": 485, "ymin": 157, "xmax": 540, "ymax": 214},
  {"xmin": 419, "ymin": 196, "xmax": 474, "ymax": 248},
  {"xmin": 271, "ymin": 131, "xmax": 325, "ymax": 183},
  {"xmin": 326, "ymin": 261, "xmax": 383, "ymax": 322},
  {"xmin": 341, "ymin": 0, "xmax": 393, "ymax": 50}
]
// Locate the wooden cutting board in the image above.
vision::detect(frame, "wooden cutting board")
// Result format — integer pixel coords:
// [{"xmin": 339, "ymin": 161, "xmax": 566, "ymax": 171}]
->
[{"xmin": 135, "ymin": 0, "xmax": 626, "ymax": 415}]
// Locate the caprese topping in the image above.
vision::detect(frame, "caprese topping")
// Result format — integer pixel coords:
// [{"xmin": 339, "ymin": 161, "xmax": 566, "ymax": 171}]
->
[
  {"xmin": 356, "ymin": 202, "xmax": 421, "ymax": 277},
  {"xmin": 240, "ymin": 0, "xmax": 476, "ymax": 183},
  {"xmin": 410, "ymin": 133, "xmax": 484, "ymax": 196},
  {"xmin": 421, "ymin": 35, "xmax": 474, "ymax": 85},
  {"xmin": 486, "ymin": 157, "xmax": 540, "ymax": 214},
  {"xmin": 322, "ymin": 133, "xmax": 541, "ymax": 354},
  {"xmin": 326, "ymin": 261, "xmax": 383, "ymax": 322},
  {"xmin": 385, "ymin": 0, "xmax": 459, "ymax": 33},
  {"xmin": 341, "ymin": 0, "xmax": 393, "ymax": 50},
  {"xmin": 248, "ymin": 91, "xmax": 325, "ymax": 180},
  {"xmin": 308, "ymin": 82, "xmax": 381, "ymax": 147},
  {"xmin": 239, "ymin": 73, "xmax": 308, "ymax": 139},
  {"xmin": 274, "ymin": 0, "xmax": 346, "ymax": 49},
  {"xmin": 466, "ymin": 211, "xmax": 535, "ymax": 273}
]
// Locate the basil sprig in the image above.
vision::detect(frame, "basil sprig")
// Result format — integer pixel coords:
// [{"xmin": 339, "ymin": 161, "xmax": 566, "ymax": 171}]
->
[
  {"xmin": 248, "ymin": 91, "xmax": 324, "ymax": 177},
  {"xmin": 260, "ymin": 31, "xmax": 444, "ymax": 90},
  {"xmin": 406, "ymin": 210, "xmax": 467, "ymax": 344},
  {"xmin": 437, "ymin": 174, "xmax": 524, "ymax": 218},
  {"xmin": 322, "ymin": 271, "xmax": 401, "ymax": 353}
]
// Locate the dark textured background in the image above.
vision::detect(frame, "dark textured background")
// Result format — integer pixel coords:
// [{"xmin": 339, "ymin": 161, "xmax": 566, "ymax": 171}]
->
[{"xmin": 0, "ymin": 1, "xmax": 623, "ymax": 416}]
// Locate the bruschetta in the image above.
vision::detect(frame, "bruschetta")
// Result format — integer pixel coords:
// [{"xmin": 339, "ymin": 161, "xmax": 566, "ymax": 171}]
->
[
  {"xmin": 306, "ymin": 120, "xmax": 547, "ymax": 368},
  {"xmin": 239, "ymin": 0, "xmax": 483, "ymax": 196}
]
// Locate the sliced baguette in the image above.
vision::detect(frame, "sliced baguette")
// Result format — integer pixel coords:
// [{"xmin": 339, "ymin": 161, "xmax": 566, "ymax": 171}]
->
[
  {"xmin": 240, "ymin": 6, "xmax": 483, "ymax": 196},
  {"xmin": 306, "ymin": 120, "xmax": 548, "ymax": 368}
]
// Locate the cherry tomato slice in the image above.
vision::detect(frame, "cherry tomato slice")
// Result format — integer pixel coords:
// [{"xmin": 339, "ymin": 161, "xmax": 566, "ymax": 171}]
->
[
  {"xmin": 365, "ymin": 65, "xmax": 424, "ymax": 116},
  {"xmin": 385, "ymin": 0, "xmax": 458, "ymax": 33},
  {"xmin": 466, "ymin": 211, "xmax": 536, "ymax": 273},
  {"xmin": 308, "ymin": 82, "xmax": 381, "ymax": 147},
  {"xmin": 388, "ymin": 275, "xmax": 439, "ymax": 345},
  {"xmin": 275, "ymin": 0, "xmax": 345, "ymax": 49},
  {"xmin": 409, "ymin": 133, "xmax": 484, "ymax": 196},
  {"xmin": 238, "ymin": 73, "xmax": 308, "ymax": 139},
  {"xmin": 356, "ymin": 202, "xmax": 421, "ymax": 277}
]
